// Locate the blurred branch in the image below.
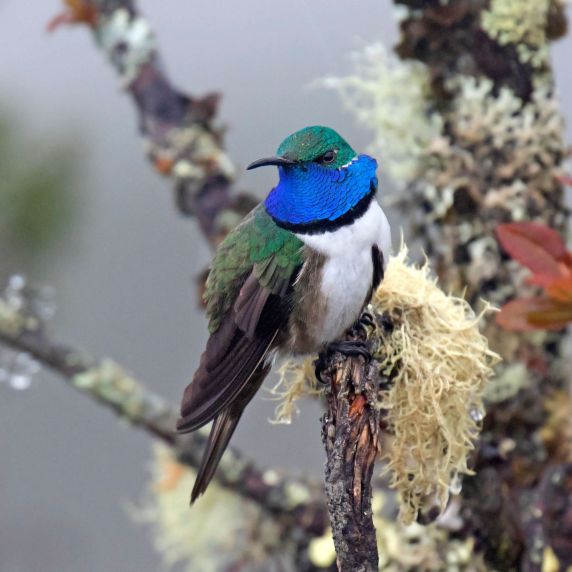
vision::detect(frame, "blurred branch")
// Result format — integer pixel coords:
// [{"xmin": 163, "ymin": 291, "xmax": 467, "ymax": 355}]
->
[
  {"xmin": 0, "ymin": 299, "xmax": 329, "ymax": 540},
  {"xmin": 51, "ymin": 0, "xmax": 257, "ymax": 244}
]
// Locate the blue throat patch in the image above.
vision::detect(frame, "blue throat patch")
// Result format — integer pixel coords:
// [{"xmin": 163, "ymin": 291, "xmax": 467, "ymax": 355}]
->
[{"xmin": 264, "ymin": 154, "xmax": 378, "ymax": 232}]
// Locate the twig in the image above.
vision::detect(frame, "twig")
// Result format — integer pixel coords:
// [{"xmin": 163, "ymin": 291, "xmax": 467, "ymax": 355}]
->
[
  {"xmin": 0, "ymin": 301, "xmax": 328, "ymax": 538},
  {"xmin": 318, "ymin": 343, "xmax": 381, "ymax": 571}
]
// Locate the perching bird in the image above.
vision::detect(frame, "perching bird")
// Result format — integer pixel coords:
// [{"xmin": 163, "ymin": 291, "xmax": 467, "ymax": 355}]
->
[{"xmin": 177, "ymin": 126, "xmax": 391, "ymax": 502}]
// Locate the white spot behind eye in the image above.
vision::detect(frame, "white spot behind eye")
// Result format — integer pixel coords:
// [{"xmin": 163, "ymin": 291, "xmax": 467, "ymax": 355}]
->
[{"xmin": 339, "ymin": 156, "xmax": 359, "ymax": 170}]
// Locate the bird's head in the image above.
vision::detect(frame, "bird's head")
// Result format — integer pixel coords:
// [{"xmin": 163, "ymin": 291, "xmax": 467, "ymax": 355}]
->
[
  {"xmin": 248, "ymin": 126, "xmax": 378, "ymax": 231},
  {"xmin": 247, "ymin": 126, "xmax": 356, "ymax": 172}
]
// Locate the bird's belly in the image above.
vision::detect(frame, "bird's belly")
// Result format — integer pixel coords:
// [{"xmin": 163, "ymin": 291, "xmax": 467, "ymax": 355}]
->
[
  {"xmin": 287, "ymin": 199, "xmax": 390, "ymax": 354},
  {"xmin": 287, "ymin": 246, "xmax": 374, "ymax": 354},
  {"xmin": 315, "ymin": 250, "xmax": 373, "ymax": 344}
]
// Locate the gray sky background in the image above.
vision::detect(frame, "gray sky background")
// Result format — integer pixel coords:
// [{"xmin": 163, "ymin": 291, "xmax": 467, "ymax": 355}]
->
[{"xmin": 0, "ymin": 2, "xmax": 571, "ymax": 571}]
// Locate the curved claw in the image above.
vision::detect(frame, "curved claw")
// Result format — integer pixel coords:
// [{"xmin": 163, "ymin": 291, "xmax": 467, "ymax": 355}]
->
[
  {"xmin": 327, "ymin": 340, "xmax": 372, "ymax": 362},
  {"xmin": 348, "ymin": 311, "xmax": 377, "ymax": 340},
  {"xmin": 314, "ymin": 352, "xmax": 330, "ymax": 384},
  {"xmin": 359, "ymin": 312, "xmax": 375, "ymax": 329}
]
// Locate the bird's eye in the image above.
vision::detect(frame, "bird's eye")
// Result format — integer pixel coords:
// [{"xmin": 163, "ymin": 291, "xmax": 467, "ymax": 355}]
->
[{"xmin": 319, "ymin": 150, "xmax": 337, "ymax": 164}]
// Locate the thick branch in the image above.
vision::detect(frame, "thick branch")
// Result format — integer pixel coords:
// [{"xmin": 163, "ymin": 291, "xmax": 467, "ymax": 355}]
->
[
  {"xmin": 392, "ymin": 1, "xmax": 570, "ymax": 569},
  {"xmin": 0, "ymin": 302, "xmax": 328, "ymax": 538}
]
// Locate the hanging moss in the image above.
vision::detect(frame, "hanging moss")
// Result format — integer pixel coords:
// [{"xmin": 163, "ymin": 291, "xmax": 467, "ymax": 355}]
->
[
  {"xmin": 274, "ymin": 247, "xmax": 499, "ymax": 524},
  {"xmin": 372, "ymin": 247, "xmax": 499, "ymax": 524}
]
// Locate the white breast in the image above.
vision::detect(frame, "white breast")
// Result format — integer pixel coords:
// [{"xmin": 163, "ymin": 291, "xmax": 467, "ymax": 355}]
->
[{"xmin": 296, "ymin": 199, "xmax": 391, "ymax": 345}]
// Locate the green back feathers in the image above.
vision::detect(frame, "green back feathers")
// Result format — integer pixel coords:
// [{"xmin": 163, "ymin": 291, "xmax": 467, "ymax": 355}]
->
[{"xmin": 204, "ymin": 205, "xmax": 303, "ymax": 333}]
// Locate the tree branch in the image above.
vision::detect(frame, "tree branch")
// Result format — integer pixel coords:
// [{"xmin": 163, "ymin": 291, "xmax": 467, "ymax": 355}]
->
[
  {"xmin": 320, "ymin": 350, "xmax": 381, "ymax": 572},
  {"xmin": 390, "ymin": 1, "xmax": 570, "ymax": 569},
  {"xmin": 0, "ymin": 300, "xmax": 328, "ymax": 539},
  {"xmin": 52, "ymin": 0, "xmax": 257, "ymax": 243}
]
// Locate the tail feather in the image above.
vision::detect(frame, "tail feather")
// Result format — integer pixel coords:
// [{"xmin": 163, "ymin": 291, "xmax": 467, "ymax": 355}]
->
[
  {"xmin": 191, "ymin": 407, "xmax": 240, "ymax": 503},
  {"xmin": 190, "ymin": 364, "xmax": 269, "ymax": 503}
]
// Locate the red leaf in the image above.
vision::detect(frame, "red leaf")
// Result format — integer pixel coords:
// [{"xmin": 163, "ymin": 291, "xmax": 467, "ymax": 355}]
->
[
  {"xmin": 528, "ymin": 301, "xmax": 572, "ymax": 329},
  {"xmin": 546, "ymin": 274, "xmax": 572, "ymax": 304},
  {"xmin": 496, "ymin": 223, "xmax": 568, "ymax": 276},
  {"xmin": 497, "ymin": 297, "xmax": 572, "ymax": 332}
]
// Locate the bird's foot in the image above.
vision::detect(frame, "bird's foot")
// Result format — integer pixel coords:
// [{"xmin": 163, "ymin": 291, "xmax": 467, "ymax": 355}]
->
[
  {"xmin": 314, "ymin": 352, "xmax": 329, "ymax": 383},
  {"xmin": 348, "ymin": 310, "xmax": 376, "ymax": 340},
  {"xmin": 314, "ymin": 340, "xmax": 372, "ymax": 383},
  {"xmin": 327, "ymin": 339, "xmax": 372, "ymax": 362}
]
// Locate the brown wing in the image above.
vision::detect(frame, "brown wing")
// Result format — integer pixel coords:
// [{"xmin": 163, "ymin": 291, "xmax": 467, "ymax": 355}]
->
[{"xmin": 176, "ymin": 269, "xmax": 294, "ymax": 434}]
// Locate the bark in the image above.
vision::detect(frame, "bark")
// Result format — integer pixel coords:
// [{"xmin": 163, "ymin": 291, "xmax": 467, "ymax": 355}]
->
[{"xmin": 319, "ymin": 351, "xmax": 381, "ymax": 572}]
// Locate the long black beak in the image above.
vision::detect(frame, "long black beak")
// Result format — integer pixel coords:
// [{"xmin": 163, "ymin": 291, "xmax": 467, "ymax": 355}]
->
[{"xmin": 247, "ymin": 156, "xmax": 296, "ymax": 170}]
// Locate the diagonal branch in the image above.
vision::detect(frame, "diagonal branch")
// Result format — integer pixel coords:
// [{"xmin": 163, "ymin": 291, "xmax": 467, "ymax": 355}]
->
[
  {"xmin": 51, "ymin": 0, "xmax": 257, "ymax": 244},
  {"xmin": 0, "ymin": 301, "xmax": 328, "ymax": 538}
]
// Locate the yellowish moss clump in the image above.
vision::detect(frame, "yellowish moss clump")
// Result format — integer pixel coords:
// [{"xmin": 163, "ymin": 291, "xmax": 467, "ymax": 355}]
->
[
  {"xmin": 373, "ymin": 248, "xmax": 500, "ymax": 523},
  {"xmin": 136, "ymin": 446, "xmax": 289, "ymax": 572},
  {"xmin": 269, "ymin": 357, "xmax": 319, "ymax": 424},
  {"xmin": 273, "ymin": 248, "xmax": 499, "ymax": 524}
]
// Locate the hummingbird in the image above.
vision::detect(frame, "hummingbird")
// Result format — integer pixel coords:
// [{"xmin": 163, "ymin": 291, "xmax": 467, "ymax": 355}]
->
[{"xmin": 177, "ymin": 126, "xmax": 391, "ymax": 502}]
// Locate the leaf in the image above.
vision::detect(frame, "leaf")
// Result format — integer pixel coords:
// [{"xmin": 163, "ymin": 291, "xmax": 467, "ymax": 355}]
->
[
  {"xmin": 527, "ymin": 301, "xmax": 572, "ymax": 329},
  {"xmin": 496, "ymin": 223, "xmax": 568, "ymax": 276},
  {"xmin": 546, "ymin": 274, "xmax": 572, "ymax": 304},
  {"xmin": 497, "ymin": 297, "xmax": 572, "ymax": 332}
]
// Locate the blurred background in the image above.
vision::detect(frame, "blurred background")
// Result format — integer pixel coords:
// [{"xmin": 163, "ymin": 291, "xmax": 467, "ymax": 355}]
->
[{"xmin": 0, "ymin": 1, "xmax": 571, "ymax": 571}]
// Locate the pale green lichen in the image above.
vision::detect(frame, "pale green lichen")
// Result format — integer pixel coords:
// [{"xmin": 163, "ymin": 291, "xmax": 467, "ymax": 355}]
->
[
  {"xmin": 150, "ymin": 123, "xmax": 236, "ymax": 185},
  {"xmin": 308, "ymin": 530, "xmax": 336, "ymax": 568},
  {"xmin": 483, "ymin": 362, "xmax": 531, "ymax": 403},
  {"xmin": 73, "ymin": 360, "xmax": 146, "ymax": 422},
  {"xmin": 322, "ymin": 43, "xmax": 443, "ymax": 183},
  {"xmin": 0, "ymin": 299, "xmax": 31, "ymax": 337},
  {"xmin": 373, "ymin": 492, "xmax": 487, "ymax": 572},
  {"xmin": 482, "ymin": 0, "xmax": 550, "ymax": 66},
  {"xmin": 410, "ymin": 76, "xmax": 566, "ymax": 235},
  {"xmin": 136, "ymin": 445, "xmax": 295, "ymax": 572},
  {"xmin": 96, "ymin": 9, "xmax": 156, "ymax": 86}
]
